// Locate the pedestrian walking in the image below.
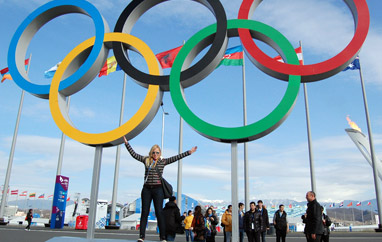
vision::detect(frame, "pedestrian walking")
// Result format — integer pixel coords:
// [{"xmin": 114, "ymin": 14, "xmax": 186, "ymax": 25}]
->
[{"xmin": 25, "ymin": 209, "xmax": 33, "ymax": 231}]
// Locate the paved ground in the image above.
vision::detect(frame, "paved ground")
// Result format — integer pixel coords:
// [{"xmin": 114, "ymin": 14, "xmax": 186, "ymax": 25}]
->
[{"xmin": 1, "ymin": 225, "xmax": 382, "ymax": 242}]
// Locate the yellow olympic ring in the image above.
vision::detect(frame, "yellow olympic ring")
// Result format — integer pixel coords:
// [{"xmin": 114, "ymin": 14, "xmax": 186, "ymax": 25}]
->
[{"xmin": 49, "ymin": 32, "xmax": 163, "ymax": 147}]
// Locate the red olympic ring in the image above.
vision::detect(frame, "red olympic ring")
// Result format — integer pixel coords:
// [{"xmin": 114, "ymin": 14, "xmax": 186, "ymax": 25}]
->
[{"xmin": 238, "ymin": 0, "xmax": 370, "ymax": 82}]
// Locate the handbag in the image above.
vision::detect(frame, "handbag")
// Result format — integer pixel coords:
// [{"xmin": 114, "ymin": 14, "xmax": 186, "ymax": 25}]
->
[{"xmin": 154, "ymin": 165, "xmax": 173, "ymax": 199}]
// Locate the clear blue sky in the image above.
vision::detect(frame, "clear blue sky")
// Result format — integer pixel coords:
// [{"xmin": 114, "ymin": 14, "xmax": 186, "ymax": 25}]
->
[{"xmin": 1, "ymin": 0, "xmax": 382, "ymax": 206}]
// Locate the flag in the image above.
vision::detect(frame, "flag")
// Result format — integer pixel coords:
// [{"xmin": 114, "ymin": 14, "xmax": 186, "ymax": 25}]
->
[
  {"xmin": 38, "ymin": 194, "xmax": 45, "ymax": 199},
  {"xmin": 67, "ymin": 197, "xmax": 70, "ymax": 202},
  {"xmin": 218, "ymin": 45, "xmax": 244, "ymax": 67},
  {"xmin": 29, "ymin": 193, "xmax": 36, "ymax": 198},
  {"xmin": 289, "ymin": 204, "xmax": 292, "ymax": 209},
  {"xmin": 356, "ymin": 201, "xmax": 362, "ymax": 206},
  {"xmin": 1, "ymin": 188, "xmax": 8, "ymax": 194},
  {"xmin": 98, "ymin": 56, "xmax": 122, "ymax": 77},
  {"xmin": 343, "ymin": 56, "xmax": 360, "ymax": 71},
  {"xmin": 329, "ymin": 203, "xmax": 335, "ymax": 208},
  {"xmin": 44, "ymin": 62, "xmax": 61, "ymax": 78},
  {"xmin": 347, "ymin": 202, "xmax": 353, "ymax": 207},
  {"xmin": 20, "ymin": 191, "xmax": 27, "ymax": 196},
  {"xmin": 339, "ymin": 202, "xmax": 344, "ymax": 207},
  {"xmin": 271, "ymin": 205, "xmax": 276, "ymax": 209},
  {"xmin": 155, "ymin": 45, "xmax": 183, "ymax": 69},
  {"xmin": 11, "ymin": 190, "xmax": 18, "ymax": 195},
  {"xmin": 48, "ymin": 194, "xmax": 53, "ymax": 199},
  {"xmin": 1, "ymin": 58, "xmax": 30, "ymax": 82},
  {"xmin": 273, "ymin": 47, "xmax": 303, "ymax": 65},
  {"xmin": 367, "ymin": 202, "xmax": 371, "ymax": 206}
]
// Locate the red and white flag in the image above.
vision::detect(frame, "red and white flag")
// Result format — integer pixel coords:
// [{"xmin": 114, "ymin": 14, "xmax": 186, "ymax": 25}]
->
[
  {"xmin": 367, "ymin": 202, "xmax": 371, "ymax": 206},
  {"xmin": 11, "ymin": 190, "xmax": 18, "ymax": 195},
  {"xmin": 20, "ymin": 191, "xmax": 28, "ymax": 196},
  {"xmin": 356, "ymin": 201, "xmax": 362, "ymax": 206},
  {"xmin": 273, "ymin": 47, "xmax": 303, "ymax": 65}
]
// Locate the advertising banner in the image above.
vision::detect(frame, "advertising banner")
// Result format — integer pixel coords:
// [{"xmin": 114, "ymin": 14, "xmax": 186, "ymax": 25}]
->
[{"xmin": 50, "ymin": 175, "xmax": 69, "ymax": 229}]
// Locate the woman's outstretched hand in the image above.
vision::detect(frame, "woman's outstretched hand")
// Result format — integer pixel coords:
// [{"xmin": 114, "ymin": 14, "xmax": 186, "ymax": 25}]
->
[
  {"xmin": 190, "ymin": 146, "xmax": 197, "ymax": 154},
  {"xmin": 123, "ymin": 136, "xmax": 128, "ymax": 145}
]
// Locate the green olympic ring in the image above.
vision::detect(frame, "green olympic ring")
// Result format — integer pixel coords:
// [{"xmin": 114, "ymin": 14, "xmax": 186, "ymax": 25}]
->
[{"xmin": 170, "ymin": 19, "xmax": 301, "ymax": 143}]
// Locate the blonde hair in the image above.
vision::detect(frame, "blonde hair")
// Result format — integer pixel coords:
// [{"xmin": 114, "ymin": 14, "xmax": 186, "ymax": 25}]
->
[{"xmin": 145, "ymin": 144, "xmax": 161, "ymax": 167}]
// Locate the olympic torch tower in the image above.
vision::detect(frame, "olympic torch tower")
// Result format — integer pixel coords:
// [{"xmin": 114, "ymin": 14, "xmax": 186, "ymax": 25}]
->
[{"xmin": 345, "ymin": 117, "xmax": 382, "ymax": 231}]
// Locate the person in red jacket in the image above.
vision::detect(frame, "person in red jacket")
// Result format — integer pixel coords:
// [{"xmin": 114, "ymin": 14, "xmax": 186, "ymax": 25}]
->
[{"xmin": 25, "ymin": 209, "xmax": 33, "ymax": 231}]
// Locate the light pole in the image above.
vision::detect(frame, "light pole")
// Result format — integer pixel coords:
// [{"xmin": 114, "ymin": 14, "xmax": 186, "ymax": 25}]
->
[{"xmin": 161, "ymin": 102, "xmax": 169, "ymax": 153}]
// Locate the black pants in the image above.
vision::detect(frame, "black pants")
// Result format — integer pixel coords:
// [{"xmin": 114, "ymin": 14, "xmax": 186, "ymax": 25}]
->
[
  {"xmin": 276, "ymin": 229, "xmax": 286, "ymax": 242},
  {"xmin": 321, "ymin": 234, "xmax": 329, "ymax": 242},
  {"xmin": 26, "ymin": 220, "xmax": 31, "ymax": 230},
  {"xmin": 140, "ymin": 186, "xmax": 165, "ymax": 240},
  {"xmin": 306, "ymin": 234, "xmax": 322, "ymax": 242},
  {"xmin": 246, "ymin": 230, "xmax": 260, "ymax": 242}
]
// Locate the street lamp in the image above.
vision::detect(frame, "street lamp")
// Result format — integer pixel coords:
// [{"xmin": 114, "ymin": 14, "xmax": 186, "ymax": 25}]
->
[{"xmin": 161, "ymin": 102, "xmax": 169, "ymax": 153}]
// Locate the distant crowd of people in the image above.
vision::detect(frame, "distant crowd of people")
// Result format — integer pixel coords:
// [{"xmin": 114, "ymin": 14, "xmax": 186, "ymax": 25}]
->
[{"xmin": 123, "ymin": 139, "xmax": 330, "ymax": 242}]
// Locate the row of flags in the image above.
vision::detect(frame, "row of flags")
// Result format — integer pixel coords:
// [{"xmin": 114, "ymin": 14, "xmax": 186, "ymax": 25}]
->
[
  {"xmin": 1, "ymin": 45, "xmax": 360, "ymax": 83},
  {"xmin": 4, "ymin": 189, "xmax": 70, "ymax": 201},
  {"xmin": 334, "ymin": 201, "xmax": 372, "ymax": 208}
]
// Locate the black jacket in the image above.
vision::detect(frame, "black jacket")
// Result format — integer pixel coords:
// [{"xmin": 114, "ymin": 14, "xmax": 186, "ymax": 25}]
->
[
  {"xmin": 243, "ymin": 209, "xmax": 263, "ymax": 233},
  {"xmin": 163, "ymin": 201, "xmax": 182, "ymax": 236},
  {"xmin": 258, "ymin": 208, "xmax": 269, "ymax": 232},
  {"xmin": 273, "ymin": 210, "xmax": 288, "ymax": 231},
  {"xmin": 322, "ymin": 213, "xmax": 332, "ymax": 236},
  {"xmin": 303, "ymin": 199, "xmax": 324, "ymax": 235}
]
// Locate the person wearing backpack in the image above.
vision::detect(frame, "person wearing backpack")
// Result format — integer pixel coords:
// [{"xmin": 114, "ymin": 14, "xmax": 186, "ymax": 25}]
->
[
  {"xmin": 321, "ymin": 206, "xmax": 332, "ymax": 242},
  {"xmin": 163, "ymin": 196, "xmax": 182, "ymax": 241},
  {"xmin": 124, "ymin": 136, "xmax": 197, "ymax": 242}
]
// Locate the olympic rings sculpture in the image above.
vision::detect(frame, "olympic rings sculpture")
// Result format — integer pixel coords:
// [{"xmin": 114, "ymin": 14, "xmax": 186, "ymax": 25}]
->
[{"xmin": 7, "ymin": 0, "xmax": 370, "ymax": 146}]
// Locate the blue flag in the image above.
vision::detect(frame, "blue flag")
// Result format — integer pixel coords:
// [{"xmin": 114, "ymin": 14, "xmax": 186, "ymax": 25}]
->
[{"xmin": 343, "ymin": 57, "xmax": 360, "ymax": 71}]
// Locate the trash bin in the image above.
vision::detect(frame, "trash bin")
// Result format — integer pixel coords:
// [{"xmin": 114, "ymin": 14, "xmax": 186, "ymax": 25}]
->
[
  {"xmin": 267, "ymin": 224, "xmax": 275, "ymax": 235},
  {"xmin": 75, "ymin": 215, "xmax": 88, "ymax": 230}
]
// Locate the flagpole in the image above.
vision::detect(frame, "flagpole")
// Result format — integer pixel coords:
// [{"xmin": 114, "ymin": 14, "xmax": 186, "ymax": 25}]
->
[
  {"xmin": 110, "ymin": 73, "xmax": 127, "ymax": 227},
  {"xmin": 177, "ymin": 40, "xmax": 185, "ymax": 207},
  {"xmin": 300, "ymin": 41, "xmax": 317, "ymax": 195},
  {"xmin": 0, "ymin": 53, "xmax": 32, "ymax": 221},
  {"xmin": 176, "ymin": 116, "xmax": 183, "ymax": 205},
  {"xmin": 56, "ymin": 96, "xmax": 71, "ymax": 176},
  {"xmin": 357, "ymin": 56, "xmax": 382, "ymax": 231},
  {"xmin": 242, "ymin": 48, "xmax": 250, "ymax": 212},
  {"xmin": 231, "ymin": 141, "xmax": 239, "ymax": 242},
  {"xmin": 352, "ymin": 207, "xmax": 355, "ymax": 222}
]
